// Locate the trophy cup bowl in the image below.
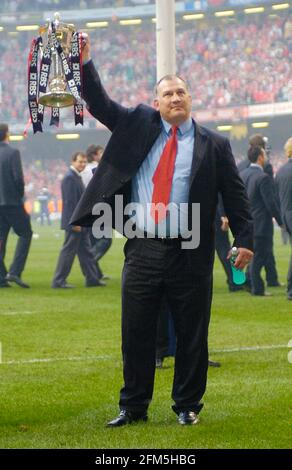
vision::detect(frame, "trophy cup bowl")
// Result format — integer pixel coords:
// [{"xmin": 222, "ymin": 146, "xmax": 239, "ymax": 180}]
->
[{"xmin": 38, "ymin": 12, "xmax": 77, "ymax": 108}]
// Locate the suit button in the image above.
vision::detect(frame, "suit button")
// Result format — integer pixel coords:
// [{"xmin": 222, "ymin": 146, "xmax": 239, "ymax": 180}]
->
[{"xmin": 102, "ymin": 194, "xmax": 106, "ymax": 199}]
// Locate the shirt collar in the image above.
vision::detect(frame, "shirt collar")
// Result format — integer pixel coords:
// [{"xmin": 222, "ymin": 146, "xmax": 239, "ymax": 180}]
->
[
  {"xmin": 250, "ymin": 163, "xmax": 264, "ymax": 171},
  {"xmin": 70, "ymin": 165, "xmax": 82, "ymax": 177},
  {"xmin": 162, "ymin": 116, "xmax": 193, "ymax": 136}
]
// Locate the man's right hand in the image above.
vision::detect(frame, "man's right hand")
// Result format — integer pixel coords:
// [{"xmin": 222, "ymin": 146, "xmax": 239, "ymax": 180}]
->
[{"xmin": 81, "ymin": 33, "xmax": 91, "ymax": 64}]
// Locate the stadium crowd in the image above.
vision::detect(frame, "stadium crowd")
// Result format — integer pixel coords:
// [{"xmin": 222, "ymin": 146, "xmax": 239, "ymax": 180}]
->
[
  {"xmin": 23, "ymin": 159, "xmax": 67, "ymax": 215},
  {"xmin": 1, "ymin": 14, "xmax": 292, "ymax": 124},
  {"xmin": 0, "ymin": 0, "xmax": 153, "ymax": 13}
]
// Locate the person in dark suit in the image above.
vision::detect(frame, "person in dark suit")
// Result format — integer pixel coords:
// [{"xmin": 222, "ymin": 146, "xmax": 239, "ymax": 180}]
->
[
  {"xmin": 238, "ymin": 134, "xmax": 282, "ymax": 287},
  {"xmin": 240, "ymin": 146, "xmax": 282, "ymax": 296},
  {"xmin": 0, "ymin": 123, "xmax": 32, "ymax": 288},
  {"xmin": 275, "ymin": 137, "xmax": 292, "ymax": 300},
  {"xmin": 70, "ymin": 35, "xmax": 253, "ymax": 426},
  {"xmin": 52, "ymin": 152, "xmax": 104, "ymax": 289},
  {"xmin": 37, "ymin": 187, "xmax": 51, "ymax": 226}
]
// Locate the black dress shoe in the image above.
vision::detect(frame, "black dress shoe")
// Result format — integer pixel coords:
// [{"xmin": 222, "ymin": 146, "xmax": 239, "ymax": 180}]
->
[
  {"xmin": 252, "ymin": 291, "xmax": 272, "ymax": 297},
  {"xmin": 106, "ymin": 410, "xmax": 148, "ymax": 427},
  {"xmin": 6, "ymin": 274, "xmax": 30, "ymax": 288},
  {"xmin": 0, "ymin": 281, "xmax": 11, "ymax": 288},
  {"xmin": 208, "ymin": 359, "xmax": 221, "ymax": 368},
  {"xmin": 178, "ymin": 411, "xmax": 199, "ymax": 425},
  {"xmin": 229, "ymin": 285, "xmax": 244, "ymax": 292},
  {"xmin": 267, "ymin": 282, "xmax": 285, "ymax": 287},
  {"xmin": 155, "ymin": 357, "xmax": 163, "ymax": 369},
  {"xmin": 52, "ymin": 282, "xmax": 74, "ymax": 289},
  {"xmin": 86, "ymin": 279, "xmax": 106, "ymax": 287}
]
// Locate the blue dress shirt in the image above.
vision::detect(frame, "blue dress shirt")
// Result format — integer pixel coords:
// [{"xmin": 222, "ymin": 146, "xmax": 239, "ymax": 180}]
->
[{"xmin": 131, "ymin": 117, "xmax": 195, "ymax": 237}]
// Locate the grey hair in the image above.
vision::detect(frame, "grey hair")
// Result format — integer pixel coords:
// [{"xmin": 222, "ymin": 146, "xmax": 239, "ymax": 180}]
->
[{"xmin": 154, "ymin": 74, "xmax": 189, "ymax": 96}]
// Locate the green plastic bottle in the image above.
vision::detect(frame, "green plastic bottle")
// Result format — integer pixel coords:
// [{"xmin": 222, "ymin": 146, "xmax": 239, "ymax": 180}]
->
[{"xmin": 230, "ymin": 247, "xmax": 246, "ymax": 285}]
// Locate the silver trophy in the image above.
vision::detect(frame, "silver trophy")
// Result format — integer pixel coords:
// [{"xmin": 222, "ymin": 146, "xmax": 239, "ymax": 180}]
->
[{"xmin": 38, "ymin": 12, "xmax": 77, "ymax": 108}]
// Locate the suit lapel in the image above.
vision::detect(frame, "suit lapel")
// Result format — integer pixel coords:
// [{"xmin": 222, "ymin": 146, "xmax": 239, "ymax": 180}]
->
[
  {"xmin": 190, "ymin": 122, "xmax": 208, "ymax": 187},
  {"xmin": 142, "ymin": 112, "xmax": 163, "ymax": 160}
]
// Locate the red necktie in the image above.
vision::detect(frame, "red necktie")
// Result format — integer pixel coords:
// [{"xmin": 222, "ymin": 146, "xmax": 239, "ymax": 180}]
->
[{"xmin": 151, "ymin": 126, "xmax": 178, "ymax": 223}]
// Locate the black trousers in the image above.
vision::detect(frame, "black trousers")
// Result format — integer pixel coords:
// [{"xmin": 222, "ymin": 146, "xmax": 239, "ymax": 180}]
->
[
  {"xmin": 156, "ymin": 296, "xmax": 176, "ymax": 360},
  {"xmin": 89, "ymin": 231, "xmax": 113, "ymax": 279},
  {"xmin": 215, "ymin": 227, "xmax": 235, "ymax": 290},
  {"xmin": 119, "ymin": 238, "xmax": 212, "ymax": 415},
  {"xmin": 288, "ymin": 235, "xmax": 292, "ymax": 298},
  {"xmin": 249, "ymin": 236, "xmax": 272, "ymax": 295},
  {"xmin": 264, "ymin": 249, "xmax": 279, "ymax": 286},
  {"xmin": 0, "ymin": 205, "xmax": 32, "ymax": 283},
  {"xmin": 52, "ymin": 229, "xmax": 101, "ymax": 287}
]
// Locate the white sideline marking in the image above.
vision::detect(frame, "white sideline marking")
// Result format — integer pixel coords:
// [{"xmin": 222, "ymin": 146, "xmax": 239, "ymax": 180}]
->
[
  {"xmin": 1, "ymin": 355, "xmax": 112, "ymax": 365},
  {"xmin": 0, "ymin": 311, "xmax": 34, "ymax": 316},
  {"xmin": 0, "ymin": 345, "xmax": 287, "ymax": 365},
  {"xmin": 211, "ymin": 344, "xmax": 287, "ymax": 353}
]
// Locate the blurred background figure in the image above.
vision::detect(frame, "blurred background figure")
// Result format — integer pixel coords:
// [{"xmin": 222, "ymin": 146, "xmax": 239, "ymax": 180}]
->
[
  {"xmin": 82, "ymin": 144, "xmax": 112, "ymax": 281},
  {"xmin": 238, "ymin": 134, "xmax": 283, "ymax": 289},
  {"xmin": 0, "ymin": 123, "xmax": 32, "ymax": 288},
  {"xmin": 156, "ymin": 298, "xmax": 221, "ymax": 370},
  {"xmin": 240, "ymin": 145, "xmax": 282, "ymax": 296},
  {"xmin": 81, "ymin": 144, "xmax": 104, "ymax": 188},
  {"xmin": 37, "ymin": 187, "xmax": 51, "ymax": 226},
  {"xmin": 275, "ymin": 138, "xmax": 292, "ymax": 301},
  {"xmin": 52, "ymin": 151, "xmax": 105, "ymax": 289}
]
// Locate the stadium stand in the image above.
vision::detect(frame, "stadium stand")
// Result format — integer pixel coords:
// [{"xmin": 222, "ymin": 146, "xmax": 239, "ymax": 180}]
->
[
  {"xmin": 0, "ymin": 12, "xmax": 291, "ymax": 126},
  {"xmin": 0, "ymin": 0, "xmax": 154, "ymax": 13}
]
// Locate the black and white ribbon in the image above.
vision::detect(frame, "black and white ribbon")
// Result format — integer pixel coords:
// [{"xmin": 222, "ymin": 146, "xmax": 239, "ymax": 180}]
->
[
  {"xmin": 71, "ymin": 31, "xmax": 83, "ymax": 126},
  {"xmin": 28, "ymin": 36, "xmax": 43, "ymax": 133},
  {"xmin": 38, "ymin": 38, "xmax": 52, "ymax": 125}
]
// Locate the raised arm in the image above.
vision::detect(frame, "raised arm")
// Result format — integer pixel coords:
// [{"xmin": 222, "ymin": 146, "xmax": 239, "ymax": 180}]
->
[{"xmin": 81, "ymin": 34, "xmax": 129, "ymax": 131}]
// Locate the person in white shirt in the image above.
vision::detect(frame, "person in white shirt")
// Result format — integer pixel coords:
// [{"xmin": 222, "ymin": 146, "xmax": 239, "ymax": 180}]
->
[{"xmin": 81, "ymin": 144, "xmax": 104, "ymax": 188}]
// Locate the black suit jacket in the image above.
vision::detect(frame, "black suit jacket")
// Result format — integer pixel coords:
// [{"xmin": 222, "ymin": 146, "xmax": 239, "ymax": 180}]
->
[
  {"xmin": 0, "ymin": 142, "xmax": 24, "ymax": 206},
  {"xmin": 238, "ymin": 157, "xmax": 274, "ymax": 178},
  {"xmin": 240, "ymin": 165, "xmax": 282, "ymax": 238},
  {"xmin": 275, "ymin": 159, "xmax": 292, "ymax": 234},
  {"xmin": 71, "ymin": 60, "xmax": 253, "ymax": 274},
  {"xmin": 61, "ymin": 168, "xmax": 84, "ymax": 230}
]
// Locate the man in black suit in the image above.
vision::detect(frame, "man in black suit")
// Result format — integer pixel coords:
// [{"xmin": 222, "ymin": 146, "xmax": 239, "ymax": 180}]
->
[
  {"xmin": 240, "ymin": 146, "xmax": 282, "ymax": 296},
  {"xmin": 0, "ymin": 123, "xmax": 32, "ymax": 288},
  {"xmin": 238, "ymin": 134, "xmax": 282, "ymax": 288},
  {"xmin": 52, "ymin": 152, "xmax": 104, "ymax": 289},
  {"xmin": 71, "ymin": 36, "xmax": 253, "ymax": 426},
  {"xmin": 275, "ymin": 138, "xmax": 292, "ymax": 300}
]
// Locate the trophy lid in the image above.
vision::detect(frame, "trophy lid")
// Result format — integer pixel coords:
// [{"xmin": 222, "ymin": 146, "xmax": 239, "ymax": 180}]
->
[{"xmin": 39, "ymin": 12, "xmax": 75, "ymax": 36}]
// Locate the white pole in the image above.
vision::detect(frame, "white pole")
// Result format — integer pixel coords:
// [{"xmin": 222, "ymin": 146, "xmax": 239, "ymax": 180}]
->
[{"xmin": 156, "ymin": 0, "xmax": 176, "ymax": 82}]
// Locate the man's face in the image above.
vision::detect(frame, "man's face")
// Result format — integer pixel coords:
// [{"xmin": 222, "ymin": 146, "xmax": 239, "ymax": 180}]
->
[
  {"xmin": 95, "ymin": 149, "xmax": 104, "ymax": 163},
  {"xmin": 72, "ymin": 155, "xmax": 87, "ymax": 172},
  {"xmin": 154, "ymin": 77, "xmax": 192, "ymax": 126}
]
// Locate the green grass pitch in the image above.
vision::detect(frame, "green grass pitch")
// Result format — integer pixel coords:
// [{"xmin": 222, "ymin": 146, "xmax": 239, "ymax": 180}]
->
[{"xmin": 0, "ymin": 223, "xmax": 291, "ymax": 449}]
